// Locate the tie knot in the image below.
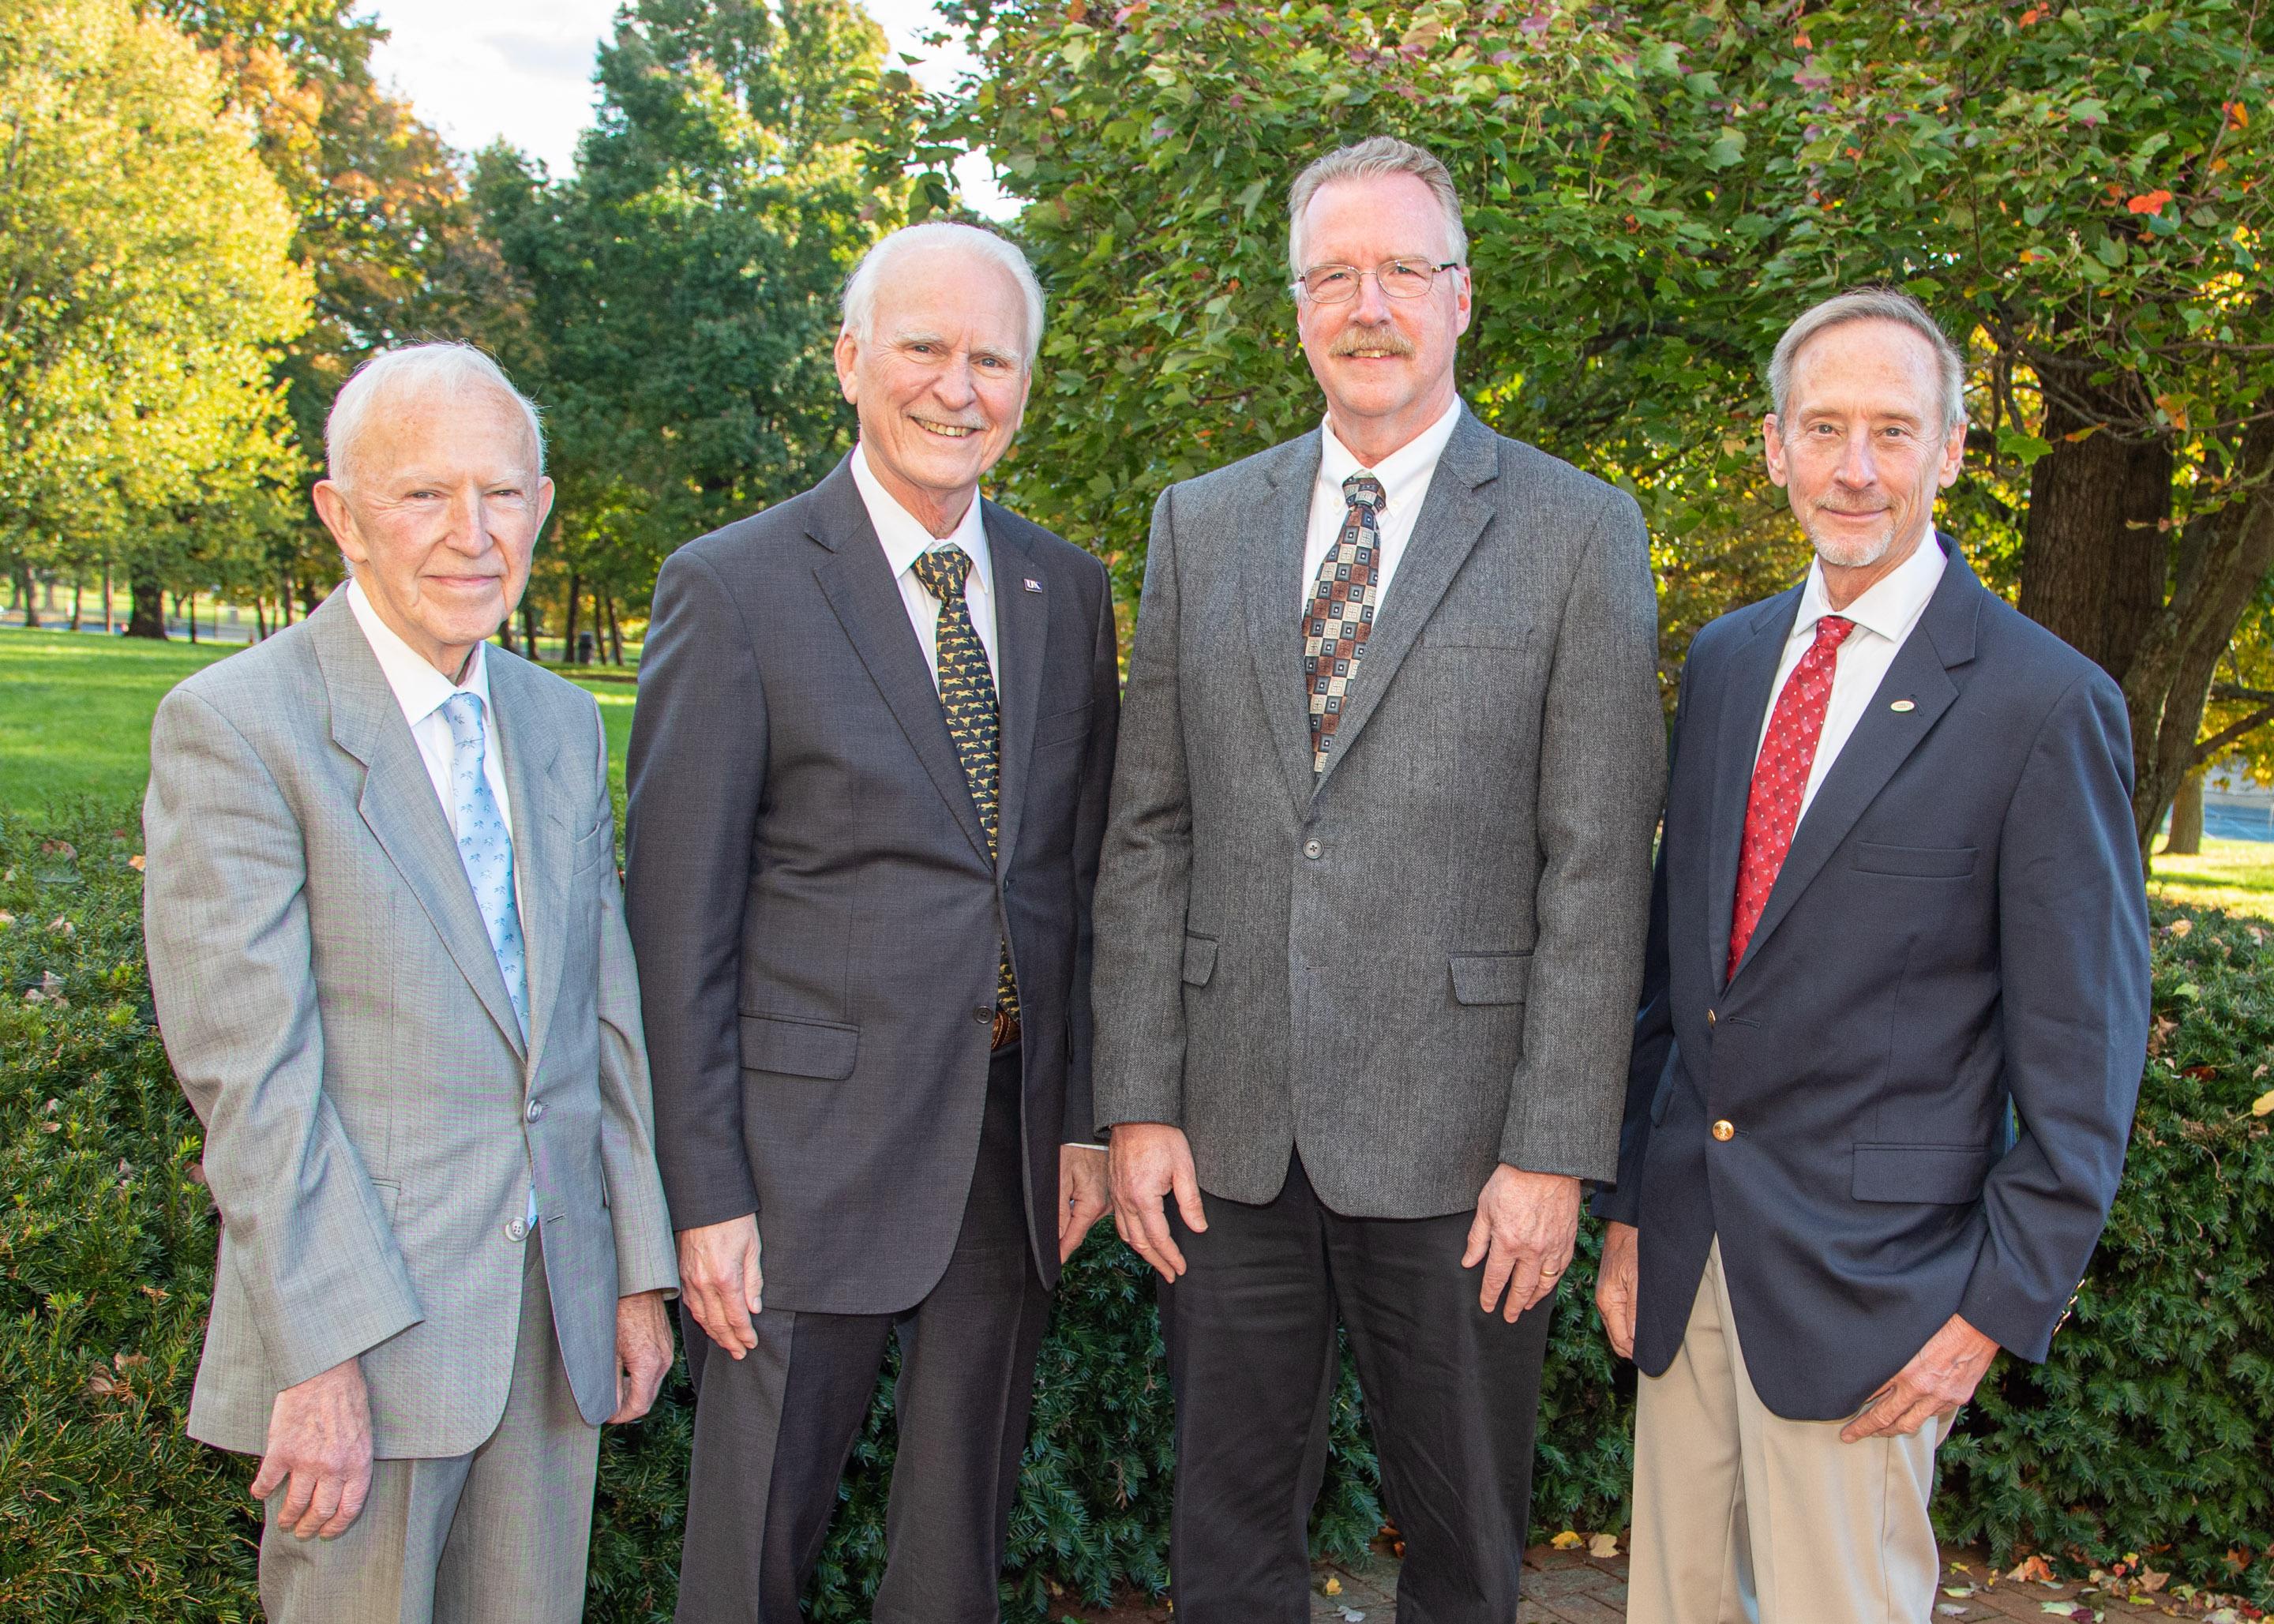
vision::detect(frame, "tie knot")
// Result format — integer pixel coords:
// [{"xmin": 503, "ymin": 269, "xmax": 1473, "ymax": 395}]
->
[
  {"xmin": 911, "ymin": 545, "xmax": 973, "ymax": 603},
  {"xmin": 439, "ymin": 688, "xmax": 485, "ymax": 745},
  {"xmin": 1814, "ymin": 614, "xmax": 1856, "ymax": 651},
  {"xmin": 1343, "ymin": 473, "xmax": 1387, "ymax": 516}
]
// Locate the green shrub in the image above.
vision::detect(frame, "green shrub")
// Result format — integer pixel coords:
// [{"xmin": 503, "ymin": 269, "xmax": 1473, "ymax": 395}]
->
[{"xmin": 4, "ymin": 805, "xmax": 2269, "ymax": 1618}]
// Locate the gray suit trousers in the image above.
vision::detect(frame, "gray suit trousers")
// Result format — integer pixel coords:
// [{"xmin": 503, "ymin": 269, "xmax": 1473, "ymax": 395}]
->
[{"xmin": 258, "ymin": 1233, "xmax": 600, "ymax": 1624}]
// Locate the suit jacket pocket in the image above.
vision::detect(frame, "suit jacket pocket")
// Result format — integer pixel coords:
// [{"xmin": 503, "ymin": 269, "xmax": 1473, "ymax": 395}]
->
[
  {"xmin": 1033, "ymin": 701, "xmax": 1093, "ymax": 750},
  {"xmin": 1853, "ymin": 842, "xmax": 1976, "ymax": 879},
  {"xmin": 739, "ymin": 1013, "xmax": 858, "ymax": 1080},
  {"xmin": 1181, "ymin": 936, "xmax": 1218, "ymax": 987},
  {"xmin": 1851, "ymin": 1142, "xmax": 1995, "ymax": 1203},
  {"xmin": 1648, "ymin": 1047, "xmax": 1681, "ymax": 1127},
  {"xmin": 1450, "ymin": 951, "xmax": 1533, "ymax": 1005}
]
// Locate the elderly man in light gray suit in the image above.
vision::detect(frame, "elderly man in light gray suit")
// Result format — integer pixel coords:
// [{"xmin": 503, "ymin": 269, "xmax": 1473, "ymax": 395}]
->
[
  {"xmin": 1092, "ymin": 137, "xmax": 1666, "ymax": 1622},
  {"xmin": 142, "ymin": 343, "xmax": 678, "ymax": 1624}
]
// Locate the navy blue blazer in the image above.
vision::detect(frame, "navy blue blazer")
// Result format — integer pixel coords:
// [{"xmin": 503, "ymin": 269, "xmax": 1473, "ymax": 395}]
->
[{"xmin": 1595, "ymin": 537, "xmax": 2148, "ymax": 1420}]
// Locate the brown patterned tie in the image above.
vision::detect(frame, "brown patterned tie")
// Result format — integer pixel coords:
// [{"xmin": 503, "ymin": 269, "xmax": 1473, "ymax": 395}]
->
[
  {"xmin": 1304, "ymin": 472, "xmax": 1386, "ymax": 773},
  {"xmin": 910, "ymin": 546, "xmax": 1020, "ymax": 1030}
]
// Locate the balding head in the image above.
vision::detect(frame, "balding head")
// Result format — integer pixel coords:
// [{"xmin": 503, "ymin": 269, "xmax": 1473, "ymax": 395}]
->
[{"xmin": 326, "ymin": 343, "xmax": 544, "ymax": 494}]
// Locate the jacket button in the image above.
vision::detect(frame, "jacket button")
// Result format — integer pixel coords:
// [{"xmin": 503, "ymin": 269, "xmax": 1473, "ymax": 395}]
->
[
  {"xmin": 1303, "ymin": 839, "xmax": 1323, "ymax": 859},
  {"xmin": 525, "ymin": 1098, "xmax": 544, "ymax": 1123},
  {"xmin": 505, "ymin": 1217, "xmax": 529, "ymax": 1243},
  {"xmin": 1711, "ymin": 1120, "xmax": 1736, "ymax": 1142},
  {"xmin": 973, "ymin": 1006, "xmax": 993, "ymax": 1026},
  {"xmin": 1706, "ymin": 1008, "xmax": 1717, "ymax": 1028}
]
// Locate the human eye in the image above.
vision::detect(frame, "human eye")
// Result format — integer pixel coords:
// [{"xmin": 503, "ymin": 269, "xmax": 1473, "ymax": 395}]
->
[
  {"xmin": 1308, "ymin": 266, "xmax": 1357, "ymax": 297},
  {"xmin": 1381, "ymin": 260, "xmax": 1432, "ymax": 293}
]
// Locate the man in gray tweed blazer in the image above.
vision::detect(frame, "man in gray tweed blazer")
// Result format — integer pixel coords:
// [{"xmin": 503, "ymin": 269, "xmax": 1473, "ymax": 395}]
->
[
  {"xmin": 1092, "ymin": 137, "xmax": 1665, "ymax": 1622},
  {"xmin": 143, "ymin": 343, "xmax": 678, "ymax": 1624}
]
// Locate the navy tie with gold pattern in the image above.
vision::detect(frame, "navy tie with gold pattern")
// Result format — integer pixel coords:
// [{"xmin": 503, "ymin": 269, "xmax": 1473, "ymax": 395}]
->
[
  {"xmin": 1304, "ymin": 472, "xmax": 1387, "ymax": 773},
  {"xmin": 910, "ymin": 545, "xmax": 1020, "ymax": 1026}
]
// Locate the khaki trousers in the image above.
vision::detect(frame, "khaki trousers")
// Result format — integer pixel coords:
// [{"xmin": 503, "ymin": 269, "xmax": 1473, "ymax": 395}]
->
[
  {"xmin": 259, "ymin": 1233, "xmax": 602, "ymax": 1624},
  {"xmin": 1627, "ymin": 1237, "xmax": 1953, "ymax": 1624}
]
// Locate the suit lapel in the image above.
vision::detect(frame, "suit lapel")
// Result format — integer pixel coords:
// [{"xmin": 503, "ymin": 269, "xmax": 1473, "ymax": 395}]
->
[
  {"xmin": 1707, "ymin": 588, "xmax": 1803, "ymax": 989},
  {"xmin": 1244, "ymin": 431, "xmax": 1326, "ymax": 819},
  {"xmin": 490, "ymin": 656, "xmax": 567, "ymax": 1071},
  {"xmin": 1728, "ymin": 538, "xmax": 1983, "ymax": 984},
  {"xmin": 1311, "ymin": 407, "xmax": 1498, "ymax": 798},
  {"xmin": 313, "ymin": 593, "xmax": 527, "ymax": 1056},
  {"xmin": 987, "ymin": 505, "xmax": 1049, "ymax": 870},
  {"xmin": 808, "ymin": 459, "xmax": 993, "ymax": 865}
]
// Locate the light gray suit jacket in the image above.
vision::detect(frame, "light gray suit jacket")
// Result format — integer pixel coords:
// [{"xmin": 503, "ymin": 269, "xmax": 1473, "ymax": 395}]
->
[
  {"xmin": 1091, "ymin": 406, "xmax": 1666, "ymax": 1214},
  {"xmin": 143, "ymin": 590, "xmax": 678, "ymax": 1459}
]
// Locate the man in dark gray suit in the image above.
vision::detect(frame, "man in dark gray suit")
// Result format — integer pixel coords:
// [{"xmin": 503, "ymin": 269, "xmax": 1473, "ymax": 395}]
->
[
  {"xmin": 1091, "ymin": 137, "xmax": 1666, "ymax": 1621},
  {"xmin": 625, "ymin": 222, "xmax": 1119, "ymax": 1622}
]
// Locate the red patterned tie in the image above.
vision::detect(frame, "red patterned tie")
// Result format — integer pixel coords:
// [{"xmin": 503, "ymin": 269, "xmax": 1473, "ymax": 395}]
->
[{"xmin": 1728, "ymin": 615, "xmax": 1856, "ymax": 980}]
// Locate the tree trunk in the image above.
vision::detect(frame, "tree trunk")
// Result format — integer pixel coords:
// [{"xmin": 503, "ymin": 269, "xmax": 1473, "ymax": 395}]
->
[
  {"xmin": 498, "ymin": 610, "xmax": 518, "ymax": 655},
  {"xmin": 606, "ymin": 591, "xmax": 624, "ymax": 666},
  {"xmin": 561, "ymin": 572, "xmax": 582, "ymax": 665},
  {"xmin": 2017, "ymin": 375, "xmax": 2171, "ymax": 681},
  {"xmin": 69, "ymin": 577, "xmax": 81, "ymax": 632},
  {"xmin": 17, "ymin": 566, "xmax": 39, "ymax": 628},
  {"xmin": 126, "ymin": 568, "xmax": 168, "ymax": 639},
  {"xmin": 522, "ymin": 594, "xmax": 541, "ymax": 662},
  {"xmin": 253, "ymin": 598, "xmax": 267, "ymax": 641},
  {"xmin": 2162, "ymin": 770, "xmax": 2204, "ymax": 855},
  {"xmin": 102, "ymin": 561, "xmax": 112, "ymax": 631},
  {"xmin": 179, "ymin": 591, "xmax": 197, "ymax": 644}
]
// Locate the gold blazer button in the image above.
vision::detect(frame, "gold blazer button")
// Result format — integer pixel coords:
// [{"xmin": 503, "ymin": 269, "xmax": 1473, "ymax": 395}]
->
[{"xmin": 1711, "ymin": 1120, "xmax": 1736, "ymax": 1142}]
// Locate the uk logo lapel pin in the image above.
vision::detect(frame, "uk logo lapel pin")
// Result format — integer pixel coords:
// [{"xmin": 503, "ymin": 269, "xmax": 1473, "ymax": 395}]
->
[{"xmin": 1023, "ymin": 577, "xmax": 1043, "ymax": 593}]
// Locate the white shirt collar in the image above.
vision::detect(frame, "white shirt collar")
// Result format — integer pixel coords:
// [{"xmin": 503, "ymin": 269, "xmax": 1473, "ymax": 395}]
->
[
  {"xmin": 850, "ymin": 443, "xmax": 993, "ymax": 598},
  {"xmin": 345, "ymin": 576, "xmax": 493, "ymax": 730},
  {"xmin": 1794, "ymin": 525, "xmax": 1949, "ymax": 645},
  {"xmin": 1316, "ymin": 396, "xmax": 1464, "ymax": 516}
]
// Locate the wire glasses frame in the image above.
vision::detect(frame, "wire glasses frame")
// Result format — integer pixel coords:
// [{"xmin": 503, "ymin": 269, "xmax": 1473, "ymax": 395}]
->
[{"xmin": 1291, "ymin": 259, "xmax": 1465, "ymax": 303}]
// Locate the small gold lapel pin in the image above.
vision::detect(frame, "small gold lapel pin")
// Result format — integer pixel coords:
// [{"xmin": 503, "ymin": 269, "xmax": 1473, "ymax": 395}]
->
[{"xmin": 1890, "ymin": 699, "xmax": 1916, "ymax": 713}]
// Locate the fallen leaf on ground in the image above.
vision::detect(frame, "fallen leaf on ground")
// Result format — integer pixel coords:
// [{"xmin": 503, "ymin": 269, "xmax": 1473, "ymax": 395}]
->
[
  {"xmin": 1589, "ymin": 1533, "xmax": 1619, "ymax": 1558},
  {"xmin": 1321, "ymin": 1577, "xmax": 1341, "ymax": 1596},
  {"xmin": 128, "ymin": 853, "xmax": 144, "ymax": 872},
  {"xmin": 1551, "ymin": 1530, "xmax": 1584, "ymax": 1551},
  {"xmin": 2167, "ymin": 918, "xmax": 2194, "ymax": 938},
  {"xmin": 2252, "ymin": 1090, "xmax": 2274, "ymax": 1118},
  {"xmin": 2009, "ymin": 1556, "xmax": 2055, "ymax": 1583}
]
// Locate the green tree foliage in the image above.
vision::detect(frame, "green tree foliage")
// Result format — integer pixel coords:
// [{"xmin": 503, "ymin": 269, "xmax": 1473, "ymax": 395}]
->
[
  {"xmin": 936, "ymin": 0, "xmax": 2272, "ymax": 850},
  {"xmin": 0, "ymin": 0, "xmax": 310, "ymax": 634},
  {"xmin": 477, "ymin": 0, "xmax": 917, "ymax": 654}
]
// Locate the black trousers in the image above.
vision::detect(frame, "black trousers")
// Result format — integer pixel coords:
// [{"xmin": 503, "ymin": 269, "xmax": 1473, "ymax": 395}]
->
[
  {"xmin": 674, "ymin": 1047, "xmax": 1051, "ymax": 1624},
  {"xmin": 1161, "ymin": 1153, "xmax": 1555, "ymax": 1624}
]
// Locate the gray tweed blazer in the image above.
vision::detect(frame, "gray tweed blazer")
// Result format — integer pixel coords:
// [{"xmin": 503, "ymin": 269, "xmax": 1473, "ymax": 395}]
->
[{"xmin": 1091, "ymin": 405, "xmax": 1666, "ymax": 1214}]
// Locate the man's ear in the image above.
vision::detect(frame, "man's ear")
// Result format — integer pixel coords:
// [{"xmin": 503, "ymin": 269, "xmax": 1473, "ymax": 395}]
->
[
  {"xmin": 312, "ymin": 479, "xmax": 369, "ymax": 570},
  {"xmin": 833, "ymin": 329, "xmax": 861, "ymax": 405},
  {"xmin": 1762, "ymin": 415, "xmax": 1790, "ymax": 489}
]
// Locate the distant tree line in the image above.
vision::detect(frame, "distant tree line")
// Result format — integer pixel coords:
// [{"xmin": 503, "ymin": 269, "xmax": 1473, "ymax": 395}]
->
[{"xmin": 1, "ymin": 0, "xmax": 2268, "ymax": 857}]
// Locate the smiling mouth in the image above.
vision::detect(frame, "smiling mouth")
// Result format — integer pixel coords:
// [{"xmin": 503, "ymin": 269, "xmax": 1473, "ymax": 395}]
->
[{"xmin": 914, "ymin": 418, "xmax": 981, "ymax": 439}]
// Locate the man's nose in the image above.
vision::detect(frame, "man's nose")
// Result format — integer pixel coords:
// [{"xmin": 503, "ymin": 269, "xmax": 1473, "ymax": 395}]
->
[
  {"xmin": 446, "ymin": 489, "xmax": 495, "ymax": 549},
  {"xmin": 932, "ymin": 360, "xmax": 979, "ymax": 410},
  {"xmin": 1836, "ymin": 431, "xmax": 1880, "ymax": 486},
  {"xmin": 1350, "ymin": 271, "xmax": 1394, "ymax": 325}
]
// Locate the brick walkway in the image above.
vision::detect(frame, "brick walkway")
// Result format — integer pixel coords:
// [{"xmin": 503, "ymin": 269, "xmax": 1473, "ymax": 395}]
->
[{"xmin": 1064, "ymin": 1547, "xmax": 2214, "ymax": 1622}]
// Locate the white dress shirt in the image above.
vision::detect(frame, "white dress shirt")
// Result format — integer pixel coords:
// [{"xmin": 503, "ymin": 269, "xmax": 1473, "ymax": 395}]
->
[
  {"xmin": 1754, "ymin": 530, "xmax": 1948, "ymax": 820},
  {"xmin": 852, "ymin": 443, "xmax": 999, "ymax": 693},
  {"xmin": 1300, "ymin": 396, "xmax": 1464, "ymax": 611}
]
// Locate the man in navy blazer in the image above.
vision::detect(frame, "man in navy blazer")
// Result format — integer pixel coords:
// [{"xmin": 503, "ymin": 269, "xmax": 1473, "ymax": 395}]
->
[{"xmin": 1593, "ymin": 287, "xmax": 2149, "ymax": 1624}]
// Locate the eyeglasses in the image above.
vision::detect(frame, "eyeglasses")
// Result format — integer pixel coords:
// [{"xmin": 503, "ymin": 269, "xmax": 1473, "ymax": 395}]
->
[{"xmin": 1292, "ymin": 259, "xmax": 1464, "ymax": 303}]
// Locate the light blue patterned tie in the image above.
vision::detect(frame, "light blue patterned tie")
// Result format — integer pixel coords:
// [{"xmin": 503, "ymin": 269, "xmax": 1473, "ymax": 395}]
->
[{"xmin": 440, "ymin": 692, "xmax": 528, "ymax": 1039}]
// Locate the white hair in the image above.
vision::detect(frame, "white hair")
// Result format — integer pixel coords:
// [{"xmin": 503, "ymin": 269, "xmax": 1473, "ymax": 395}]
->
[
  {"xmin": 1769, "ymin": 287, "xmax": 1968, "ymax": 435},
  {"xmin": 325, "ymin": 342, "xmax": 546, "ymax": 489},
  {"xmin": 839, "ymin": 222, "xmax": 1046, "ymax": 367},
  {"xmin": 1288, "ymin": 136, "xmax": 1469, "ymax": 278}
]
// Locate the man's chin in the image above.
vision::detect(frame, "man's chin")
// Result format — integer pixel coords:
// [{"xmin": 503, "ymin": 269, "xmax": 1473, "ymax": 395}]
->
[{"xmin": 1808, "ymin": 519, "xmax": 1896, "ymax": 569}]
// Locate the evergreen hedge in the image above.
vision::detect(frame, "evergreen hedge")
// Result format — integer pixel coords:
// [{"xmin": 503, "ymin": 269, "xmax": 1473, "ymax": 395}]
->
[{"xmin": 2, "ymin": 805, "xmax": 2268, "ymax": 1619}]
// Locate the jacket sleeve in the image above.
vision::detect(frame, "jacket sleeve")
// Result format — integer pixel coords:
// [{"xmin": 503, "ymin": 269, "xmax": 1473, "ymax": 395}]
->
[
  {"xmin": 624, "ymin": 546, "xmax": 769, "ymax": 1232},
  {"xmin": 1089, "ymin": 486, "xmax": 1196, "ymax": 1132},
  {"xmin": 1498, "ymin": 486, "xmax": 1668, "ymax": 1180},
  {"xmin": 587, "ymin": 703, "xmax": 680, "ymax": 1296},
  {"xmin": 142, "ymin": 684, "xmax": 422, "ymax": 1386},
  {"xmin": 1590, "ymin": 652, "xmax": 1690, "ymax": 1226},
  {"xmin": 1957, "ymin": 669, "xmax": 2149, "ymax": 1360},
  {"xmin": 1061, "ymin": 558, "xmax": 1124, "ymax": 1142}
]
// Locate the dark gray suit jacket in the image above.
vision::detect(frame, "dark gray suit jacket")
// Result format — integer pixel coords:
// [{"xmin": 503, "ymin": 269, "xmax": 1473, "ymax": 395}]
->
[
  {"xmin": 1091, "ymin": 406, "xmax": 1665, "ymax": 1215},
  {"xmin": 625, "ymin": 457, "xmax": 1120, "ymax": 1314},
  {"xmin": 1595, "ymin": 539, "xmax": 2149, "ymax": 1419}
]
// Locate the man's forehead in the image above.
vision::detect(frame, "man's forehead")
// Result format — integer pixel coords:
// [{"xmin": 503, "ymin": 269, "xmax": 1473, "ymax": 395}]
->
[
  {"xmin": 357, "ymin": 383, "xmax": 538, "ymax": 460},
  {"xmin": 872, "ymin": 250, "xmax": 1024, "ymax": 328},
  {"xmin": 1788, "ymin": 323, "xmax": 1939, "ymax": 413}
]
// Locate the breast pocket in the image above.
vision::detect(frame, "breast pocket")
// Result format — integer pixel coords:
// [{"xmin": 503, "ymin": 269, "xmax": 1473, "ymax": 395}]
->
[
  {"xmin": 1852, "ymin": 842, "xmax": 1976, "ymax": 880},
  {"xmin": 1031, "ymin": 701, "xmax": 1093, "ymax": 752}
]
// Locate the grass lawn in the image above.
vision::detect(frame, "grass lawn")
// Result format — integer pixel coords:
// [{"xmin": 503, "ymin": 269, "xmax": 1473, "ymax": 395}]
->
[
  {"xmin": 2147, "ymin": 835, "xmax": 2274, "ymax": 921},
  {"xmin": 0, "ymin": 627, "xmax": 636, "ymax": 820}
]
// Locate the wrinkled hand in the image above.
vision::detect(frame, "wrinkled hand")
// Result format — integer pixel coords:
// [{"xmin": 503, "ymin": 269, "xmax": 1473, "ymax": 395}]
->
[
  {"xmin": 1461, "ymin": 1165, "xmax": 1581, "ymax": 1320},
  {"xmin": 1109, "ymin": 1122, "xmax": 1207, "ymax": 1279},
  {"xmin": 1841, "ymin": 1313, "xmax": 1999, "ymax": 1442},
  {"xmin": 677, "ymin": 1214, "xmax": 764, "ymax": 1358},
  {"xmin": 1595, "ymin": 1220, "xmax": 1639, "ymax": 1360},
  {"xmin": 1059, "ymin": 1144, "xmax": 1111, "ymax": 1263},
  {"xmin": 250, "ymin": 1356, "xmax": 373, "ymax": 1540},
  {"xmin": 610, "ymin": 1289, "xmax": 674, "ymax": 1422}
]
